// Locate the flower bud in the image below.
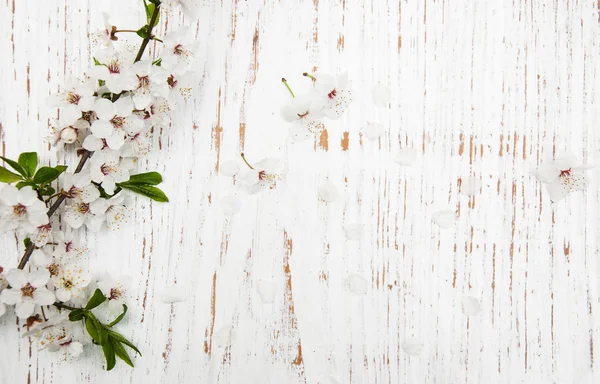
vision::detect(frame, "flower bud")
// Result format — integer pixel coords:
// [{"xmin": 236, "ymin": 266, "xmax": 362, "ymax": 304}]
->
[{"xmin": 60, "ymin": 127, "xmax": 78, "ymax": 144}]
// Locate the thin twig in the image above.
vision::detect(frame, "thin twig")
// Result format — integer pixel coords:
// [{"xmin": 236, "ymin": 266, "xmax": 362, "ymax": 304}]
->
[{"xmin": 134, "ymin": 4, "xmax": 161, "ymax": 63}]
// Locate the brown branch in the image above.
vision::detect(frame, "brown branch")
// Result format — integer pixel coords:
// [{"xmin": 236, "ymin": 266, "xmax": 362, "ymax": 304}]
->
[{"xmin": 134, "ymin": 3, "xmax": 161, "ymax": 63}]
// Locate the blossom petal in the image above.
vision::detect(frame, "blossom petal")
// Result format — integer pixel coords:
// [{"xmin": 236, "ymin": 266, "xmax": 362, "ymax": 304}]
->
[
  {"xmin": 55, "ymin": 288, "xmax": 71, "ymax": 302},
  {"xmin": 94, "ymin": 98, "xmax": 115, "ymax": 120},
  {"xmin": 432, "ymin": 209, "xmax": 457, "ymax": 229},
  {"xmin": 347, "ymin": 274, "xmax": 368, "ymax": 294},
  {"xmin": 0, "ymin": 288, "xmax": 21, "ymax": 305},
  {"xmin": 68, "ymin": 342, "xmax": 84, "ymax": 357},
  {"xmin": 460, "ymin": 177, "xmax": 482, "ymax": 196},
  {"xmin": 365, "ymin": 122, "xmax": 384, "ymax": 140},
  {"xmin": 30, "ymin": 268, "xmax": 50, "ymax": 287},
  {"xmin": 106, "ymin": 133, "xmax": 126, "ymax": 150},
  {"xmin": 63, "ymin": 207, "xmax": 86, "ymax": 229},
  {"xmin": 82, "ymin": 135, "xmax": 105, "ymax": 151},
  {"xmin": 343, "ymin": 223, "xmax": 362, "ymax": 240},
  {"xmin": 15, "ymin": 300, "xmax": 35, "ymax": 318},
  {"xmin": 1, "ymin": 185, "xmax": 19, "ymax": 206},
  {"xmin": 17, "ymin": 186, "xmax": 38, "ymax": 205},
  {"xmin": 61, "ymin": 105, "xmax": 82, "ymax": 125},
  {"xmin": 318, "ymin": 180, "xmax": 339, "ymax": 202},
  {"xmin": 78, "ymin": 96, "xmax": 96, "ymax": 112},
  {"xmin": 91, "ymin": 120, "xmax": 113, "ymax": 138},
  {"xmin": 114, "ymin": 96, "xmax": 134, "ymax": 117},
  {"xmin": 401, "ymin": 338, "xmax": 424, "ymax": 356},
  {"xmin": 5, "ymin": 269, "xmax": 27, "ymax": 288},
  {"xmin": 546, "ymin": 181, "xmax": 568, "ymax": 202},
  {"xmin": 372, "ymin": 82, "xmax": 391, "ymax": 107},
  {"xmin": 220, "ymin": 195, "xmax": 240, "ymax": 215},
  {"xmin": 395, "ymin": 148, "xmax": 419, "ymax": 166},
  {"xmin": 32, "ymin": 250, "xmax": 52, "ymax": 267},
  {"xmin": 256, "ymin": 279, "xmax": 276, "ymax": 304},
  {"xmin": 33, "ymin": 288, "xmax": 55, "ymax": 305},
  {"xmin": 462, "ymin": 296, "xmax": 481, "ymax": 316}
]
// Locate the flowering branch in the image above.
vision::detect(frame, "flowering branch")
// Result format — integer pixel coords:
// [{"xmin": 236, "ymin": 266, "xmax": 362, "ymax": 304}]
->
[{"xmin": 135, "ymin": 2, "xmax": 161, "ymax": 62}]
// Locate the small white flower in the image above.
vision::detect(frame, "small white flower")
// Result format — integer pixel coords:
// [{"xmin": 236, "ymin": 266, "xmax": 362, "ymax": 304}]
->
[
  {"xmin": 432, "ymin": 209, "xmax": 457, "ymax": 229},
  {"xmin": 239, "ymin": 157, "xmax": 283, "ymax": 194},
  {"xmin": 89, "ymin": 152, "xmax": 131, "ymax": 194},
  {"xmin": 88, "ymin": 193, "xmax": 130, "ymax": 231},
  {"xmin": 221, "ymin": 195, "xmax": 241, "ymax": 215},
  {"xmin": 318, "ymin": 180, "xmax": 339, "ymax": 202},
  {"xmin": 47, "ymin": 79, "xmax": 96, "ymax": 125},
  {"xmin": 52, "ymin": 265, "xmax": 91, "ymax": 303},
  {"xmin": 48, "ymin": 119, "xmax": 90, "ymax": 151},
  {"xmin": 63, "ymin": 199, "xmax": 95, "ymax": 229},
  {"xmin": 364, "ymin": 122, "xmax": 384, "ymax": 140},
  {"xmin": 535, "ymin": 155, "xmax": 594, "ymax": 202},
  {"xmin": 0, "ymin": 186, "xmax": 48, "ymax": 234},
  {"xmin": 91, "ymin": 97, "xmax": 144, "ymax": 150},
  {"xmin": 401, "ymin": 338, "xmax": 424, "ymax": 356},
  {"xmin": 347, "ymin": 273, "xmax": 368, "ymax": 295},
  {"xmin": 32, "ymin": 249, "xmax": 66, "ymax": 279},
  {"xmin": 256, "ymin": 279, "xmax": 276, "ymax": 304},
  {"xmin": 92, "ymin": 13, "xmax": 115, "ymax": 49},
  {"xmin": 61, "ymin": 171, "xmax": 101, "ymax": 204},
  {"xmin": 312, "ymin": 73, "xmax": 354, "ymax": 119},
  {"xmin": 135, "ymin": 96, "xmax": 171, "ymax": 128},
  {"xmin": 161, "ymin": 28, "xmax": 199, "ymax": 75},
  {"xmin": 89, "ymin": 50, "xmax": 137, "ymax": 94},
  {"xmin": 52, "ymin": 230, "xmax": 86, "ymax": 260},
  {"xmin": 97, "ymin": 273, "xmax": 130, "ymax": 314},
  {"xmin": 460, "ymin": 176, "xmax": 482, "ymax": 196},
  {"xmin": 0, "ymin": 269, "xmax": 55, "ymax": 318},
  {"xmin": 121, "ymin": 129, "xmax": 152, "ymax": 158},
  {"xmin": 395, "ymin": 148, "xmax": 419, "ymax": 166},
  {"xmin": 131, "ymin": 60, "xmax": 166, "ymax": 110},
  {"xmin": 31, "ymin": 223, "xmax": 53, "ymax": 247},
  {"xmin": 281, "ymin": 93, "xmax": 325, "ymax": 140},
  {"xmin": 462, "ymin": 296, "xmax": 481, "ymax": 316},
  {"xmin": 24, "ymin": 313, "xmax": 85, "ymax": 357},
  {"xmin": 343, "ymin": 223, "xmax": 362, "ymax": 240},
  {"xmin": 372, "ymin": 82, "xmax": 391, "ymax": 107}
]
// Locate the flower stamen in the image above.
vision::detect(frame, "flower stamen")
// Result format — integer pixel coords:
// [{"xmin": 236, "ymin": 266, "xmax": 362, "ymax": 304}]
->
[{"xmin": 21, "ymin": 283, "xmax": 36, "ymax": 297}]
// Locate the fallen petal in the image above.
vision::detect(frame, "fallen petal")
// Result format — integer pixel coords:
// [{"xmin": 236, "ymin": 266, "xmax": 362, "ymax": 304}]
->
[
  {"xmin": 256, "ymin": 279, "xmax": 276, "ymax": 304},
  {"xmin": 372, "ymin": 83, "xmax": 391, "ymax": 107},
  {"xmin": 318, "ymin": 180, "xmax": 339, "ymax": 202},
  {"xmin": 343, "ymin": 223, "xmax": 362, "ymax": 240},
  {"xmin": 220, "ymin": 160, "xmax": 240, "ymax": 177},
  {"xmin": 347, "ymin": 273, "xmax": 368, "ymax": 294},
  {"xmin": 221, "ymin": 195, "xmax": 241, "ymax": 215},
  {"xmin": 462, "ymin": 296, "xmax": 481, "ymax": 316},
  {"xmin": 432, "ymin": 209, "xmax": 456, "ymax": 229},
  {"xmin": 460, "ymin": 177, "xmax": 482, "ymax": 196},
  {"xmin": 395, "ymin": 148, "xmax": 418, "ymax": 166},
  {"xmin": 401, "ymin": 338, "xmax": 424, "ymax": 356},
  {"xmin": 160, "ymin": 285, "xmax": 187, "ymax": 303},
  {"xmin": 365, "ymin": 122, "xmax": 384, "ymax": 140}
]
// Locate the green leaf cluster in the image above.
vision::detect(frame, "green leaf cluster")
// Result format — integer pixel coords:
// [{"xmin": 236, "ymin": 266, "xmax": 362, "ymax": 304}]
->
[
  {"xmin": 0, "ymin": 152, "xmax": 67, "ymax": 196},
  {"xmin": 68, "ymin": 289, "xmax": 141, "ymax": 371},
  {"xmin": 118, "ymin": 171, "xmax": 169, "ymax": 202}
]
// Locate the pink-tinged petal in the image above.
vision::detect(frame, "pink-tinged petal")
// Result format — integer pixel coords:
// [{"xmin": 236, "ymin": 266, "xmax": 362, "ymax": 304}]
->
[
  {"xmin": 82, "ymin": 135, "xmax": 104, "ymax": 151},
  {"xmin": 33, "ymin": 288, "xmax": 55, "ymax": 305},
  {"xmin": 30, "ymin": 268, "xmax": 50, "ymax": 287},
  {"xmin": 114, "ymin": 96, "xmax": 134, "ymax": 117},
  {"xmin": 61, "ymin": 105, "xmax": 82, "ymax": 125},
  {"xmin": 55, "ymin": 288, "xmax": 71, "ymax": 302},
  {"xmin": 106, "ymin": 134, "xmax": 125, "ymax": 150},
  {"xmin": 15, "ymin": 300, "xmax": 35, "ymax": 318},
  {"xmin": 546, "ymin": 181, "xmax": 568, "ymax": 202},
  {"xmin": 17, "ymin": 186, "xmax": 38, "ymax": 205},
  {"xmin": 5, "ymin": 269, "xmax": 28, "ymax": 287},
  {"xmin": 91, "ymin": 120, "xmax": 113, "ymax": 138},
  {"xmin": 94, "ymin": 98, "xmax": 116, "ymax": 120},
  {"xmin": 1, "ymin": 185, "xmax": 19, "ymax": 206},
  {"xmin": 0, "ymin": 288, "xmax": 21, "ymax": 305}
]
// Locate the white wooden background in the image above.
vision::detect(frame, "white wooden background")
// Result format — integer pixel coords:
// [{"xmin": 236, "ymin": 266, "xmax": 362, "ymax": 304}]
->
[{"xmin": 1, "ymin": 0, "xmax": 600, "ymax": 383}]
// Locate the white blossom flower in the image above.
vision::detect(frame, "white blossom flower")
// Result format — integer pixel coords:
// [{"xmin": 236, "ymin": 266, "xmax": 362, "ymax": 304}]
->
[
  {"xmin": 24, "ymin": 313, "xmax": 84, "ymax": 357},
  {"xmin": 63, "ymin": 199, "xmax": 95, "ymax": 229},
  {"xmin": 89, "ymin": 152, "xmax": 131, "ymax": 194},
  {"xmin": 0, "ymin": 185, "xmax": 48, "ymax": 234},
  {"xmin": 160, "ymin": 285, "xmax": 187, "ymax": 303},
  {"xmin": 46, "ymin": 79, "xmax": 96, "ymax": 125},
  {"xmin": 534, "ymin": 155, "xmax": 594, "ymax": 202},
  {"xmin": 48, "ymin": 119, "xmax": 90, "ymax": 151},
  {"xmin": 92, "ymin": 13, "xmax": 115, "ymax": 49},
  {"xmin": 91, "ymin": 97, "xmax": 144, "ymax": 150},
  {"xmin": 0, "ymin": 269, "xmax": 55, "ymax": 318},
  {"xmin": 31, "ymin": 223, "xmax": 53, "ymax": 247},
  {"xmin": 219, "ymin": 160, "xmax": 240, "ymax": 177},
  {"xmin": 52, "ymin": 230, "xmax": 86, "ymax": 260},
  {"xmin": 312, "ymin": 73, "xmax": 354, "ymax": 119},
  {"xmin": 281, "ymin": 93, "xmax": 325, "ymax": 141},
  {"xmin": 343, "ymin": 223, "xmax": 362, "ymax": 240},
  {"xmin": 372, "ymin": 82, "xmax": 391, "ymax": 107},
  {"xmin": 239, "ymin": 157, "xmax": 283, "ymax": 194},
  {"xmin": 432, "ymin": 209, "xmax": 456, "ymax": 229},
  {"xmin": 0, "ymin": 267, "xmax": 7, "ymax": 318},
  {"xmin": 88, "ymin": 193, "xmax": 130, "ymax": 231},
  {"xmin": 121, "ymin": 129, "xmax": 152, "ymax": 158},
  {"xmin": 163, "ymin": 0, "xmax": 201, "ymax": 17},
  {"xmin": 135, "ymin": 96, "xmax": 171, "ymax": 128},
  {"xmin": 161, "ymin": 28, "xmax": 199, "ymax": 75},
  {"xmin": 52, "ymin": 265, "xmax": 91, "ymax": 303},
  {"xmin": 32, "ymin": 249, "xmax": 64, "ymax": 278},
  {"xmin": 395, "ymin": 148, "xmax": 419, "ymax": 166},
  {"xmin": 364, "ymin": 122, "xmax": 384, "ymax": 140},
  {"xmin": 61, "ymin": 171, "xmax": 101, "ymax": 203},
  {"xmin": 318, "ymin": 180, "xmax": 339, "ymax": 202},
  {"xmin": 131, "ymin": 60, "xmax": 162, "ymax": 109},
  {"xmin": 88, "ymin": 50, "xmax": 137, "ymax": 94},
  {"xmin": 220, "ymin": 195, "xmax": 240, "ymax": 215},
  {"xmin": 97, "ymin": 273, "xmax": 130, "ymax": 314}
]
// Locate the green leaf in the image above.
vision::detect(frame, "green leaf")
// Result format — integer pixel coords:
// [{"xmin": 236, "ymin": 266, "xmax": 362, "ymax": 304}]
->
[
  {"xmin": 85, "ymin": 316, "xmax": 101, "ymax": 343},
  {"xmin": 18, "ymin": 152, "xmax": 37, "ymax": 178},
  {"xmin": 102, "ymin": 341, "xmax": 117, "ymax": 371},
  {"xmin": 122, "ymin": 172, "xmax": 163, "ymax": 186},
  {"xmin": 69, "ymin": 309, "xmax": 85, "ymax": 322},
  {"xmin": 54, "ymin": 165, "xmax": 68, "ymax": 173},
  {"xmin": 0, "ymin": 156, "xmax": 27, "ymax": 177},
  {"xmin": 136, "ymin": 25, "xmax": 149, "ymax": 39},
  {"xmin": 108, "ymin": 330, "xmax": 142, "ymax": 356},
  {"xmin": 39, "ymin": 185, "xmax": 56, "ymax": 196},
  {"xmin": 108, "ymin": 304, "xmax": 128, "ymax": 327},
  {"xmin": 119, "ymin": 184, "xmax": 169, "ymax": 202},
  {"xmin": 85, "ymin": 289, "xmax": 107, "ymax": 310},
  {"xmin": 112, "ymin": 339, "xmax": 134, "ymax": 367},
  {"xmin": 152, "ymin": 58, "xmax": 162, "ymax": 66},
  {"xmin": 15, "ymin": 181, "xmax": 38, "ymax": 190},
  {"xmin": 0, "ymin": 167, "xmax": 23, "ymax": 183},
  {"xmin": 148, "ymin": 0, "xmax": 162, "ymax": 5},
  {"xmin": 33, "ymin": 166, "xmax": 61, "ymax": 185}
]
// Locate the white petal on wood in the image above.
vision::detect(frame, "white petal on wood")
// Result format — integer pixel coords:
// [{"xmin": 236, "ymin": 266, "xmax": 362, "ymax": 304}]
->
[
  {"xmin": 364, "ymin": 122, "xmax": 385, "ymax": 140},
  {"xmin": 318, "ymin": 180, "xmax": 339, "ymax": 202},
  {"xmin": 347, "ymin": 274, "xmax": 368, "ymax": 294},
  {"xmin": 343, "ymin": 223, "xmax": 362, "ymax": 240},
  {"xmin": 256, "ymin": 279, "xmax": 276, "ymax": 304},
  {"xmin": 460, "ymin": 176, "xmax": 482, "ymax": 196},
  {"xmin": 401, "ymin": 338, "xmax": 424, "ymax": 356},
  {"xmin": 395, "ymin": 148, "xmax": 419, "ymax": 166},
  {"xmin": 462, "ymin": 296, "xmax": 481, "ymax": 316},
  {"xmin": 372, "ymin": 82, "xmax": 391, "ymax": 107},
  {"xmin": 160, "ymin": 285, "xmax": 187, "ymax": 303},
  {"xmin": 432, "ymin": 209, "xmax": 457, "ymax": 229}
]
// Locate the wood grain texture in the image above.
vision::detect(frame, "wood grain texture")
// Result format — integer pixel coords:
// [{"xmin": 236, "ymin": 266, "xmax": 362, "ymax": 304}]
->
[{"xmin": 1, "ymin": 0, "xmax": 600, "ymax": 383}]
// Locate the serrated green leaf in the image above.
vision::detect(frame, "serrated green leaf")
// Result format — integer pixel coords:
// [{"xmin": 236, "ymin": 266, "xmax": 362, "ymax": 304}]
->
[
  {"xmin": 0, "ymin": 167, "xmax": 23, "ymax": 183},
  {"xmin": 17, "ymin": 152, "xmax": 37, "ymax": 177},
  {"xmin": 0, "ymin": 156, "xmax": 27, "ymax": 177},
  {"xmin": 69, "ymin": 309, "xmax": 85, "ymax": 322},
  {"xmin": 85, "ymin": 289, "xmax": 107, "ymax": 310},
  {"xmin": 108, "ymin": 304, "xmax": 128, "ymax": 327},
  {"xmin": 33, "ymin": 166, "xmax": 61, "ymax": 185},
  {"xmin": 112, "ymin": 339, "xmax": 134, "ymax": 367},
  {"xmin": 102, "ymin": 341, "xmax": 117, "ymax": 371},
  {"xmin": 121, "ymin": 172, "xmax": 163, "ymax": 186},
  {"xmin": 136, "ymin": 25, "xmax": 149, "ymax": 39},
  {"xmin": 108, "ymin": 330, "xmax": 142, "ymax": 356},
  {"xmin": 119, "ymin": 184, "xmax": 169, "ymax": 202}
]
